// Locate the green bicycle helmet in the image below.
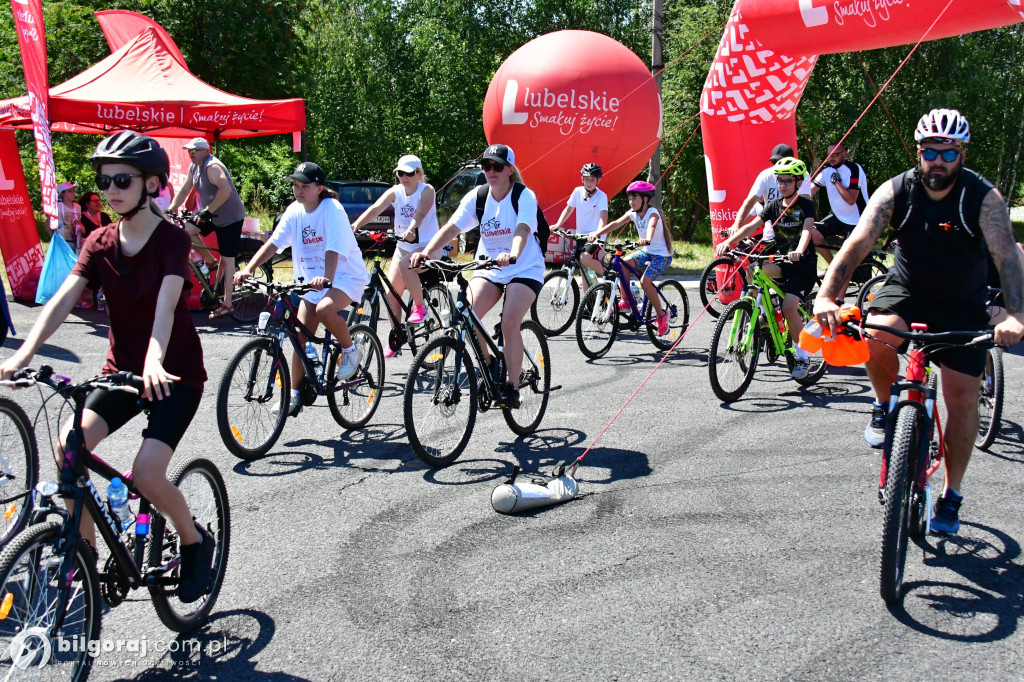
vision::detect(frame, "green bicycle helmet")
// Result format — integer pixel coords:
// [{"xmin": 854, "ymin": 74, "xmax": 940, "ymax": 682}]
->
[{"xmin": 772, "ymin": 156, "xmax": 807, "ymax": 177}]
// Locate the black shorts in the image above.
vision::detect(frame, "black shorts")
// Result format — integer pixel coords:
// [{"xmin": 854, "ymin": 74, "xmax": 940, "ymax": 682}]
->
[
  {"xmin": 779, "ymin": 266, "xmax": 815, "ymax": 300},
  {"xmin": 485, "ymin": 277, "xmax": 544, "ymax": 297},
  {"xmin": 583, "ymin": 242, "xmax": 605, "ymax": 256},
  {"xmin": 85, "ymin": 384, "xmax": 203, "ymax": 450},
  {"xmin": 868, "ymin": 273, "xmax": 988, "ymax": 376},
  {"xmin": 211, "ymin": 219, "xmax": 244, "ymax": 258},
  {"xmin": 815, "ymin": 214, "xmax": 855, "ymax": 242}
]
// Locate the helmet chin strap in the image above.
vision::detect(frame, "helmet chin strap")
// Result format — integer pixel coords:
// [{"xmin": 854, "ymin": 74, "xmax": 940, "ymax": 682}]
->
[{"xmin": 114, "ymin": 176, "xmax": 152, "ymax": 220}]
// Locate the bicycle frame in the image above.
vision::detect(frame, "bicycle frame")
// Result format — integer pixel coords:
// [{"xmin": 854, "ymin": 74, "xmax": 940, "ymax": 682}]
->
[
  {"xmin": 601, "ymin": 245, "xmax": 655, "ymax": 322},
  {"xmin": 257, "ymin": 290, "xmax": 340, "ymax": 392},
  {"xmin": 725, "ymin": 262, "xmax": 806, "ymax": 360}
]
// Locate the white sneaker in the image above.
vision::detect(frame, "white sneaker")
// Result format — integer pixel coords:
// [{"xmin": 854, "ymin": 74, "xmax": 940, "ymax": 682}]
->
[
  {"xmin": 790, "ymin": 357, "xmax": 810, "ymax": 380},
  {"xmin": 336, "ymin": 346, "xmax": 363, "ymax": 381},
  {"xmin": 272, "ymin": 393, "xmax": 302, "ymax": 417}
]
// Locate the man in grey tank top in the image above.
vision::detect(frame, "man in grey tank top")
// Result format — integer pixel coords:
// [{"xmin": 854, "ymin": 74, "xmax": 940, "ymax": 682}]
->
[{"xmin": 169, "ymin": 137, "xmax": 247, "ymax": 319}]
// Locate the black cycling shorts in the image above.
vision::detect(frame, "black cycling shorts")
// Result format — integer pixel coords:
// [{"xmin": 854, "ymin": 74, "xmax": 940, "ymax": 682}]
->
[
  {"xmin": 483, "ymin": 277, "xmax": 544, "ymax": 297},
  {"xmin": 212, "ymin": 219, "xmax": 244, "ymax": 258},
  {"xmin": 867, "ymin": 273, "xmax": 988, "ymax": 376},
  {"xmin": 779, "ymin": 267, "xmax": 815, "ymax": 301},
  {"xmin": 815, "ymin": 214, "xmax": 855, "ymax": 241},
  {"xmin": 85, "ymin": 384, "xmax": 203, "ymax": 451},
  {"xmin": 583, "ymin": 242, "xmax": 605, "ymax": 256}
]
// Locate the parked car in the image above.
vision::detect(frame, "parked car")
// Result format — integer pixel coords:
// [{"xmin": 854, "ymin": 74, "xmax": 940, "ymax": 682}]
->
[
  {"xmin": 326, "ymin": 180, "xmax": 394, "ymax": 249},
  {"xmin": 435, "ymin": 162, "xmax": 566, "ymax": 264}
]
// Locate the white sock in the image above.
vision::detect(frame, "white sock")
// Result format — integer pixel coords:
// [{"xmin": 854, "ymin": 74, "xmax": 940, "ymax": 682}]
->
[
  {"xmin": 342, "ymin": 344, "xmax": 356, "ymax": 355},
  {"xmin": 794, "ymin": 346, "xmax": 809, "ymax": 360}
]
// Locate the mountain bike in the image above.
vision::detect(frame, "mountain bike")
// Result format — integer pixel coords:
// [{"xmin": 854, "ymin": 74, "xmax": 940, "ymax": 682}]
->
[
  {"xmin": 217, "ymin": 279, "xmax": 384, "ymax": 460},
  {"xmin": 168, "ymin": 210, "xmax": 273, "ymax": 323},
  {"xmin": 347, "ymin": 230, "xmax": 455, "ymax": 357},
  {"xmin": 698, "ymin": 230, "xmax": 774, "ymax": 318},
  {"xmin": 575, "ymin": 241, "xmax": 689, "ymax": 359},
  {"xmin": 530, "ymin": 228, "xmax": 603, "ymax": 336},
  {"xmin": 403, "ymin": 257, "xmax": 554, "ymax": 467},
  {"xmin": 0, "ymin": 367, "xmax": 230, "ymax": 680},
  {"xmin": 837, "ymin": 319, "xmax": 996, "ymax": 603},
  {"xmin": 0, "ymin": 396, "xmax": 37, "ymax": 547},
  {"xmin": 708, "ymin": 252, "xmax": 826, "ymax": 402}
]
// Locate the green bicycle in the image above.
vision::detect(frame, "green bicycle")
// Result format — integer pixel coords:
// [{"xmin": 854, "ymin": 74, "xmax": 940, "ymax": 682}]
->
[{"xmin": 708, "ymin": 251, "xmax": 826, "ymax": 402}]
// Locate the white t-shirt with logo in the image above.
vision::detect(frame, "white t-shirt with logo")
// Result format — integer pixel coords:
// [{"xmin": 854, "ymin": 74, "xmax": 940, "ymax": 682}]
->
[
  {"xmin": 567, "ymin": 186, "xmax": 608, "ymax": 237},
  {"xmin": 746, "ymin": 167, "xmax": 813, "ymax": 218},
  {"xmin": 269, "ymin": 198, "xmax": 369, "ymax": 303},
  {"xmin": 392, "ymin": 182, "xmax": 439, "ymax": 252},
  {"xmin": 451, "ymin": 186, "xmax": 545, "ymax": 285},
  {"xmin": 630, "ymin": 207, "xmax": 670, "ymax": 257},
  {"xmin": 813, "ymin": 162, "xmax": 869, "ymax": 226}
]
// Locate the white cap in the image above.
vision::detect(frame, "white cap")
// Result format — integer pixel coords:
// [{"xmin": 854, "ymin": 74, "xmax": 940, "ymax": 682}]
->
[
  {"xmin": 394, "ymin": 154, "xmax": 423, "ymax": 173},
  {"xmin": 56, "ymin": 182, "xmax": 76, "ymax": 194},
  {"xmin": 183, "ymin": 137, "xmax": 211, "ymax": 151}
]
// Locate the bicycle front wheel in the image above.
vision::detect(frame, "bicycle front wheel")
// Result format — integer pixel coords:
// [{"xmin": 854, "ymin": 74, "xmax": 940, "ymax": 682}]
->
[
  {"xmin": 0, "ymin": 520, "xmax": 101, "ymax": 681},
  {"xmin": 216, "ymin": 337, "xmax": 291, "ymax": 460},
  {"xmin": 503, "ymin": 320, "xmax": 551, "ymax": 436},
  {"xmin": 708, "ymin": 298, "xmax": 760, "ymax": 402},
  {"xmin": 645, "ymin": 279, "xmax": 690, "ymax": 350},
  {"xmin": 531, "ymin": 270, "xmax": 579, "ymax": 337},
  {"xmin": 327, "ymin": 324, "xmax": 384, "ymax": 430},
  {"xmin": 699, "ymin": 257, "xmax": 748, "ymax": 318},
  {"xmin": 0, "ymin": 397, "xmax": 38, "ymax": 546},
  {"xmin": 575, "ymin": 282, "xmax": 619, "ymax": 359},
  {"xmin": 975, "ymin": 347, "xmax": 1003, "ymax": 450},
  {"xmin": 404, "ymin": 337, "xmax": 478, "ymax": 467},
  {"xmin": 148, "ymin": 458, "xmax": 231, "ymax": 632},
  {"xmin": 879, "ymin": 404, "xmax": 920, "ymax": 603},
  {"xmin": 855, "ymin": 273, "xmax": 887, "ymax": 313}
]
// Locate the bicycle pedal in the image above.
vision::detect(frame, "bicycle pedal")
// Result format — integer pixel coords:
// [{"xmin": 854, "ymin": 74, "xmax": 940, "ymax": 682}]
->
[{"xmin": 546, "ymin": 384, "xmax": 563, "ymax": 392}]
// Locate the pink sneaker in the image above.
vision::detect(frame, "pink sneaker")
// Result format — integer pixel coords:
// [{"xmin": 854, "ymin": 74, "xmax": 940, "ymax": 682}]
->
[
  {"xmin": 383, "ymin": 345, "xmax": 397, "ymax": 359},
  {"xmin": 617, "ymin": 300, "xmax": 630, "ymax": 311},
  {"xmin": 657, "ymin": 312, "xmax": 669, "ymax": 336},
  {"xmin": 407, "ymin": 305, "xmax": 427, "ymax": 324}
]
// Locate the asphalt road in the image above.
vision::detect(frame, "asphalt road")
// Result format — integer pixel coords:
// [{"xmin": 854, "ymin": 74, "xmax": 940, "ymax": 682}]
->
[{"xmin": 2, "ymin": 290, "xmax": 1023, "ymax": 681}]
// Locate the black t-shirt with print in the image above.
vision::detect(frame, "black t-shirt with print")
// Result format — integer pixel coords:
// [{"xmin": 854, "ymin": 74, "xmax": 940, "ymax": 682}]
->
[{"xmin": 759, "ymin": 195, "xmax": 816, "ymax": 276}]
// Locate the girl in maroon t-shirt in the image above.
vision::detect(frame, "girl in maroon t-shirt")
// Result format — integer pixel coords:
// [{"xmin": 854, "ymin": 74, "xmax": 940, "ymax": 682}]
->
[{"xmin": 0, "ymin": 132, "xmax": 215, "ymax": 604}]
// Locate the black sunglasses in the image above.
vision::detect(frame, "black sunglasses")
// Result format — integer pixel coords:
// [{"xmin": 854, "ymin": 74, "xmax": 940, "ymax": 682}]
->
[
  {"xmin": 920, "ymin": 148, "xmax": 960, "ymax": 163},
  {"xmin": 396, "ymin": 170, "xmax": 416, "ymax": 178},
  {"xmin": 481, "ymin": 160, "xmax": 506, "ymax": 172},
  {"xmin": 95, "ymin": 173, "xmax": 143, "ymax": 190}
]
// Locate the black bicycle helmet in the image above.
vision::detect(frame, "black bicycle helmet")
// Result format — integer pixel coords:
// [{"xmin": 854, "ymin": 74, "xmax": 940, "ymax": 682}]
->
[
  {"xmin": 581, "ymin": 163, "xmax": 603, "ymax": 178},
  {"xmin": 90, "ymin": 132, "xmax": 169, "ymax": 190}
]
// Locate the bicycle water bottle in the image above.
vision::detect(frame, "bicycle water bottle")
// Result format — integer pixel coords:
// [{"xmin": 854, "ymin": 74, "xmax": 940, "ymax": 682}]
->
[
  {"xmin": 106, "ymin": 478, "xmax": 131, "ymax": 532},
  {"xmin": 305, "ymin": 342, "xmax": 321, "ymax": 369},
  {"xmin": 630, "ymin": 281, "xmax": 643, "ymax": 302},
  {"xmin": 190, "ymin": 249, "xmax": 210, "ymax": 278}
]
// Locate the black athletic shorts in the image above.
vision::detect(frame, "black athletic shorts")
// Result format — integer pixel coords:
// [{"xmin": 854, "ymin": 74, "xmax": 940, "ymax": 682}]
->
[
  {"xmin": 815, "ymin": 214, "xmax": 855, "ymax": 241},
  {"xmin": 85, "ymin": 384, "xmax": 203, "ymax": 450},
  {"xmin": 212, "ymin": 219, "xmax": 244, "ymax": 258},
  {"xmin": 484, "ymin": 277, "xmax": 544, "ymax": 297},
  {"xmin": 779, "ymin": 267, "xmax": 815, "ymax": 300},
  {"xmin": 867, "ymin": 272, "xmax": 988, "ymax": 376}
]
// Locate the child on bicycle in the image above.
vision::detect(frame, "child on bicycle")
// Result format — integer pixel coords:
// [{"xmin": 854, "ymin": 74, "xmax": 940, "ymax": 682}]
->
[
  {"xmin": 352, "ymin": 154, "xmax": 440, "ymax": 357},
  {"xmin": 551, "ymin": 163, "xmax": 609, "ymax": 293},
  {"xmin": 410, "ymin": 143, "xmax": 543, "ymax": 408},
  {"xmin": 236, "ymin": 162, "xmax": 369, "ymax": 416},
  {"xmin": 588, "ymin": 180, "xmax": 672, "ymax": 335},
  {"xmin": 715, "ymin": 157, "xmax": 816, "ymax": 379},
  {"xmin": 0, "ymin": 132, "xmax": 214, "ymax": 603}
]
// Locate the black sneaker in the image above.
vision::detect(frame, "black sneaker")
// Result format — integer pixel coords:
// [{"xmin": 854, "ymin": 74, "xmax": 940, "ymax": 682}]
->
[
  {"xmin": 498, "ymin": 382, "xmax": 520, "ymax": 409},
  {"xmin": 865, "ymin": 403, "xmax": 886, "ymax": 448},
  {"xmin": 930, "ymin": 490, "xmax": 962, "ymax": 535},
  {"xmin": 178, "ymin": 523, "xmax": 216, "ymax": 603}
]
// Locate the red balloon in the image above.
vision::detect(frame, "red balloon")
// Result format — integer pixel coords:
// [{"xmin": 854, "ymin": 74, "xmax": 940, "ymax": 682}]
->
[{"xmin": 483, "ymin": 30, "xmax": 661, "ymax": 225}]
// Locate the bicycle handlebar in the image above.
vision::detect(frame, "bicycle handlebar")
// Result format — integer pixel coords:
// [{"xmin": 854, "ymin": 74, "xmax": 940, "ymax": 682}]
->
[
  {"xmin": 853, "ymin": 321, "xmax": 995, "ymax": 348},
  {"xmin": 235, "ymin": 277, "xmax": 324, "ymax": 297},
  {"xmin": 420, "ymin": 255, "xmax": 513, "ymax": 273},
  {"xmin": 0, "ymin": 366, "xmax": 143, "ymax": 396}
]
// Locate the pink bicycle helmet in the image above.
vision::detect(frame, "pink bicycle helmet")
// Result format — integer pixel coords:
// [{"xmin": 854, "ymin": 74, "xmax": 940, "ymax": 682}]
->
[{"xmin": 626, "ymin": 180, "xmax": 657, "ymax": 195}]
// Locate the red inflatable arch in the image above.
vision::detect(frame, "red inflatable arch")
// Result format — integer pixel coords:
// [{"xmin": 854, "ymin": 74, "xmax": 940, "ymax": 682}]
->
[{"xmin": 701, "ymin": 0, "xmax": 1024, "ymax": 239}]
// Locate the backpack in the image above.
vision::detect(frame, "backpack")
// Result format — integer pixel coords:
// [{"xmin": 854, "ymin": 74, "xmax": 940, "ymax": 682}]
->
[{"xmin": 474, "ymin": 183, "xmax": 550, "ymax": 255}]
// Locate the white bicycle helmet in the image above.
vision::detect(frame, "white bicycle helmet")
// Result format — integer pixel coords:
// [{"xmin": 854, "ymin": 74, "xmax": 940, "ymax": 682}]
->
[{"xmin": 914, "ymin": 108, "xmax": 970, "ymax": 144}]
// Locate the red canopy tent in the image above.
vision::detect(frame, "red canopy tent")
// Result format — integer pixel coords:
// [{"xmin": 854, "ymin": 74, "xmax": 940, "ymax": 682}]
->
[{"xmin": 0, "ymin": 25, "xmax": 305, "ymax": 140}]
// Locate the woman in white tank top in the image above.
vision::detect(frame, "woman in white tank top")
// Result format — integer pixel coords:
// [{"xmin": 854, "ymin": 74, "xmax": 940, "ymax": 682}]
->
[{"xmin": 353, "ymin": 154, "xmax": 439, "ymax": 357}]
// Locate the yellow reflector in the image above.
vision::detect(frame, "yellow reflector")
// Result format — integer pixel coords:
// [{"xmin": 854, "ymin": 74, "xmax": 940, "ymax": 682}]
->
[
  {"xmin": 231, "ymin": 426, "xmax": 243, "ymax": 443},
  {"xmin": 537, "ymin": 352, "xmax": 544, "ymax": 370},
  {"xmin": 428, "ymin": 354, "xmax": 444, "ymax": 362},
  {"xmin": 3, "ymin": 503, "xmax": 15, "ymax": 521},
  {"xmin": 357, "ymin": 307, "xmax": 364, "ymax": 315},
  {"xmin": 0, "ymin": 593, "xmax": 12, "ymax": 620},
  {"xmin": 670, "ymin": 331, "xmax": 680, "ymax": 340},
  {"xmin": 275, "ymin": 372, "xmax": 282, "ymax": 388},
  {"xmin": 365, "ymin": 389, "xmax": 376, "ymax": 407}
]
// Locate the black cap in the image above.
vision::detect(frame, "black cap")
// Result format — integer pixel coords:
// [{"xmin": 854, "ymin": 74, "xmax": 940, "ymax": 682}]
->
[
  {"xmin": 287, "ymin": 162, "xmax": 326, "ymax": 185},
  {"xmin": 481, "ymin": 144, "xmax": 516, "ymax": 166},
  {"xmin": 770, "ymin": 143, "xmax": 795, "ymax": 162}
]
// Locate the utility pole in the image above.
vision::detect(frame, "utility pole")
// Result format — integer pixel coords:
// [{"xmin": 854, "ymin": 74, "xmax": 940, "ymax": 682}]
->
[{"xmin": 648, "ymin": 0, "xmax": 664, "ymax": 207}]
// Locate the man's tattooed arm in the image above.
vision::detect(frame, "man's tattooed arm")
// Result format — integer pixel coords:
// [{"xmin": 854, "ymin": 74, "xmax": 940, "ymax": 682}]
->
[
  {"xmin": 979, "ymin": 189, "xmax": 1024, "ymax": 313},
  {"xmin": 819, "ymin": 179, "xmax": 895, "ymax": 302}
]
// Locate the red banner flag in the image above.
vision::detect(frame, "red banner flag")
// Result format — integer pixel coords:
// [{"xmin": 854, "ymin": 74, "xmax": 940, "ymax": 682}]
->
[
  {"xmin": 0, "ymin": 130, "xmax": 45, "ymax": 301},
  {"xmin": 10, "ymin": 0, "xmax": 58, "ymax": 229}
]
